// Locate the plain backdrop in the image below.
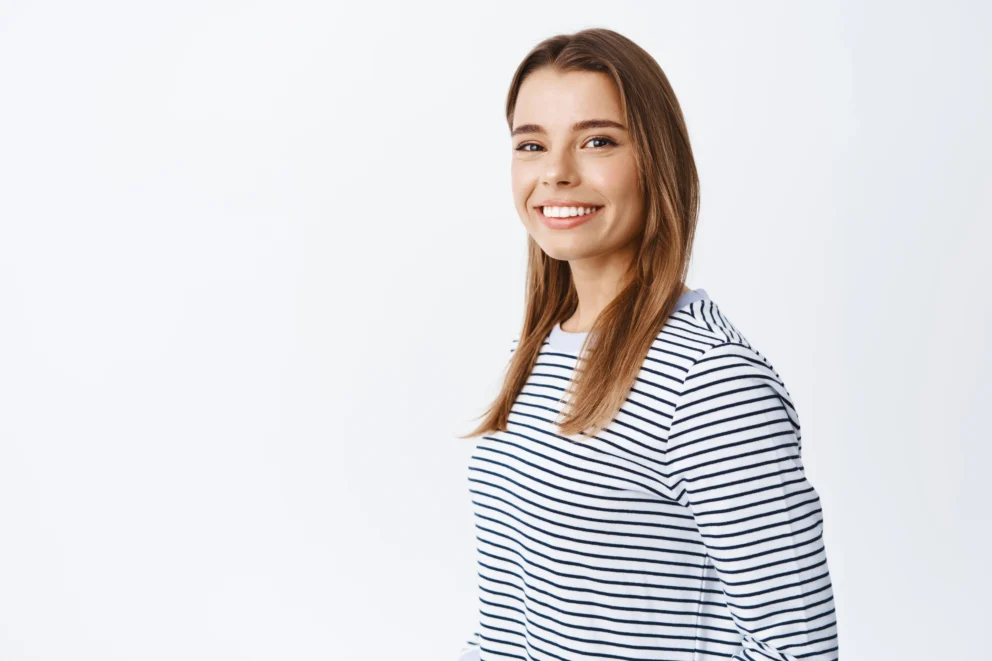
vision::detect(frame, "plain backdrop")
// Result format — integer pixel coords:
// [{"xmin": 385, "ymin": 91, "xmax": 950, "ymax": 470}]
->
[{"xmin": 0, "ymin": 1, "xmax": 989, "ymax": 659}]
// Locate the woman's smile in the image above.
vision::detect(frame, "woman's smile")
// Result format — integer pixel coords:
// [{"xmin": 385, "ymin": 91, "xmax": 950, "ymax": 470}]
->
[{"xmin": 537, "ymin": 204, "xmax": 604, "ymax": 230}]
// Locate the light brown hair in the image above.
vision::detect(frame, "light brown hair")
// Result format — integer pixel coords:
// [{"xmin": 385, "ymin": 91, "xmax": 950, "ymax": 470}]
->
[{"xmin": 461, "ymin": 27, "xmax": 700, "ymax": 440}]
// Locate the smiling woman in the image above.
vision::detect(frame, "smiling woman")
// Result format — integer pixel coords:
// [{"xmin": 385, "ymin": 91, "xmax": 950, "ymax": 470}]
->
[{"xmin": 455, "ymin": 27, "xmax": 839, "ymax": 661}]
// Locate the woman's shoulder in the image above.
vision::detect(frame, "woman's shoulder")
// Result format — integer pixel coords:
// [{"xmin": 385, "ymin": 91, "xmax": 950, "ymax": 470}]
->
[
  {"xmin": 670, "ymin": 289, "xmax": 743, "ymax": 337},
  {"xmin": 657, "ymin": 293, "xmax": 749, "ymax": 361},
  {"xmin": 653, "ymin": 293, "xmax": 791, "ymax": 398}
]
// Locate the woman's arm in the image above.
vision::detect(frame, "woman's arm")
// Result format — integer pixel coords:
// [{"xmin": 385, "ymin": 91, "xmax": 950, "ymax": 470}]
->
[{"xmin": 664, "ymin": 342, "xmax": 840, "ymax": 660}]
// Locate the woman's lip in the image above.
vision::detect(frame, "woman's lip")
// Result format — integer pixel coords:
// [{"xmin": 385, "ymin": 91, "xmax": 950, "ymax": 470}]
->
[{"xmin": 537, "ymin": 205, "xmax": 603, "ymax": 230}]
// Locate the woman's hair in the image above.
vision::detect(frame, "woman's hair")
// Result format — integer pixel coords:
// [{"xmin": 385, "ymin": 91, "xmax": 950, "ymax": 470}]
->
[{"xmin": 460, "ymin": 27, "xmax": 700, "ymax": 440}]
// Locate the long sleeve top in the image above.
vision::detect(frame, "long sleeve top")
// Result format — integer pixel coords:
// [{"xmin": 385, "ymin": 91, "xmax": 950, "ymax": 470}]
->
[{"xmin": 458, "ymin": 288, "xmax": 839, "ymax": 660}]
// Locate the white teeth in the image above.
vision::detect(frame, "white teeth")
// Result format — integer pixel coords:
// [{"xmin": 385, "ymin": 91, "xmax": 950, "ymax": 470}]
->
[{"xmin": 542, "ymin": 206, "xmax": 601, "ymax": 218}]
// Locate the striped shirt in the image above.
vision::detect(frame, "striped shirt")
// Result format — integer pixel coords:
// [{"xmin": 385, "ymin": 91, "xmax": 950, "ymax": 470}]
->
[{"xmin": 459, "ymin": 288, "xmax": 839, "ymax": 660}]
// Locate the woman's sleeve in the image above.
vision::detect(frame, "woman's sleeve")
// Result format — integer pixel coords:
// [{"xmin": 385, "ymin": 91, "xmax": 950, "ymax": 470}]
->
[
  {"xmin": 456, "ymin": 632, "xmax": 481, "ymax": 661},
  {"xmin": 664, "ymin": 342, "xmax": 840, "ymax": 660}
]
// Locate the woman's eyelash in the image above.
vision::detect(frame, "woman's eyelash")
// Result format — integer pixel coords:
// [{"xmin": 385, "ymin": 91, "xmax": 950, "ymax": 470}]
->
[
  {"xmin": 585, "ymin": 136, "xmax": 617, "ymax": 148},
  {"xmin": 516, "ymin": 136, "xmax": 618, "ymax": 151}
]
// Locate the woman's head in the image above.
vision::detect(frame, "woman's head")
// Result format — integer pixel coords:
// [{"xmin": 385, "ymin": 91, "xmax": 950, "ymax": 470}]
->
[
  {"xmin": 510, "ymin": 67, "xmax": 644, "ymax": 267},
  {"xmin": 463, "ymin": 28, "xmax": 700, "ymax": 439}
]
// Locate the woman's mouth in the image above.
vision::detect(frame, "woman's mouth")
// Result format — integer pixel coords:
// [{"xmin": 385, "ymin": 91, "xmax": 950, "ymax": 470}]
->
[{"xmin": 537, "ymin": 205, "xmax": 604, "ymax": 230}]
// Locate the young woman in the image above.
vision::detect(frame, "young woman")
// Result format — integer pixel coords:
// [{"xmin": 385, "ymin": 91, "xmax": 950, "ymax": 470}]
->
[{"xmin": 457, "ymin": 28, "xmax": 839, "ymax": 661}]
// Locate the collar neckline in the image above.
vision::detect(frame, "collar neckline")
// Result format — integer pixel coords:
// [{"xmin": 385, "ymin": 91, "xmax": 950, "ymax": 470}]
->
[{"xmin": 547, "ymin": 288, "xmax": 710, "ymax": 353}]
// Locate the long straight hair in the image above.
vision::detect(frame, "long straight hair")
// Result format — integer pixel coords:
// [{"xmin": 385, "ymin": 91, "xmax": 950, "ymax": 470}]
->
[{"xmin": 460, "ymin": 28, "xmax": 700, "ymax": 441}]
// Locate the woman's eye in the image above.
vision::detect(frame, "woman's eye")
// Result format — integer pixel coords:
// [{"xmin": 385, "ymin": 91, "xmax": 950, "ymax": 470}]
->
[
  {"xmin": 586, "ymin": 136, "xmax": 617, "ymax": 148},
  {"xmin": 515, "ymin": 137, "xmax": 617, "ymax": 152}
]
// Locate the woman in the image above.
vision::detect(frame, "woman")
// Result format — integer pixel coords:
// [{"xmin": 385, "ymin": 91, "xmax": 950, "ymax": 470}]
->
[{"xmin": 457, "ymin": 28, "xmax": 839, "ymax": 660}]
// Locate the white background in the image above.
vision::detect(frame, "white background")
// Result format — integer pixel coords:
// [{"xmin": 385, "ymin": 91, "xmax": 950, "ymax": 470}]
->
[{"xmin": 1, "ymin": 1, "xmax": 989, "ymax": 659}]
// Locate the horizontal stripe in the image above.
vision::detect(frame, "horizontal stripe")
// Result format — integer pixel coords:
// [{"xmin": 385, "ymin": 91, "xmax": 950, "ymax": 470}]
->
[{"xmin": 461, "ymin": 291, "xmax": 839, "ymax": 661}]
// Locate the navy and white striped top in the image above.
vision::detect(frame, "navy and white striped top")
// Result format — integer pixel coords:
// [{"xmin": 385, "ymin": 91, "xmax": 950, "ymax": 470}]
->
[{"xmin": 459, "ymin": 288, "xmax": 839, "ymax": 660}]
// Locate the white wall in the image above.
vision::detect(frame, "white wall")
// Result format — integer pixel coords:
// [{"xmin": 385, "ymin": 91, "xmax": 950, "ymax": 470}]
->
[{"xmin": 0, "ymin": 1, "xmax": 988, "ymax": 659}]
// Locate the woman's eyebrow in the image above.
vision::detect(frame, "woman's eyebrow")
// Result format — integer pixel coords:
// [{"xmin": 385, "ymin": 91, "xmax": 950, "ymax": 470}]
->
[{"xmin": 511, "ymin": 118, "xmax": 626, "ymax": 137}]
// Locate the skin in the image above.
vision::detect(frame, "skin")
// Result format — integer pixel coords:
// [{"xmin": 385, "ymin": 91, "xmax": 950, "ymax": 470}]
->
[{"xmin": 510, "ymin": 67, "xmax": 689, "ymax": 333}]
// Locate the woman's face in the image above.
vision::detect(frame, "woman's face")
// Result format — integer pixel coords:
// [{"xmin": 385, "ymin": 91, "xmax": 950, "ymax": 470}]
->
[{"xmin": 510, "ymin": 67, "xmax": 644, "ymax": 263}]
